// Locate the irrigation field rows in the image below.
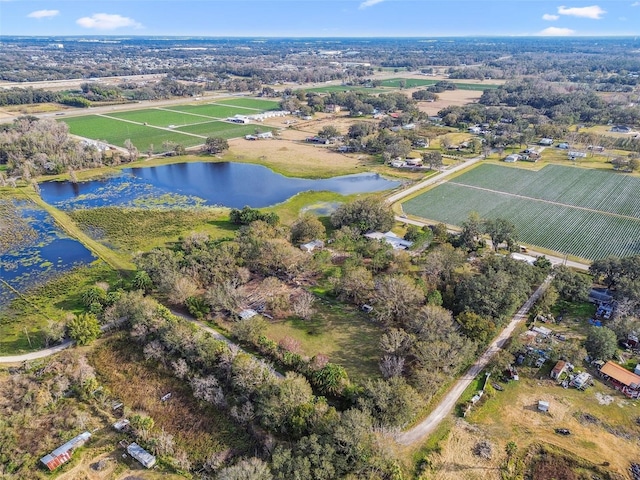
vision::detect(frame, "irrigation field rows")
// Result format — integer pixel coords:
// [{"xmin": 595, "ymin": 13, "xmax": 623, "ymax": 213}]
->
[
  {"xmin": 452, "ymin": 164, "xmax": 640, "ymax": 218},
  {"xmin": 402, "ymin": 164, "xmax": 640, "ymax": 260},
  {"xmin": 61, "ymin": 98, "xmax": 279, "ymax": 153}
]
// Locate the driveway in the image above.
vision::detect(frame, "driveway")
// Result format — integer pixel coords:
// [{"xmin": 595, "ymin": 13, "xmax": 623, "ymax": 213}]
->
[{"xmin": 396, "ymin": 275, "xmax": 552, "ymax": 446}]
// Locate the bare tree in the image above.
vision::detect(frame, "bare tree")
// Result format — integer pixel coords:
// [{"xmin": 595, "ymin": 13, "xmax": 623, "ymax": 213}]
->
[
  {"xmin": 379, "ymin": 355, "xmax": 405, "ymax": 379},
  {"xmin": 292, "ymin": 291, "xmax": 315, "ymax": 320}
]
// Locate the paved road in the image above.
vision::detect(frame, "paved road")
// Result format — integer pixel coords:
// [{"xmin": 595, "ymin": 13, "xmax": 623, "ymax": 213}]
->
[
  {"xmin": 385, "ymin": 155, "xmax": 484, "ymax": 205},
  {"xmin": 396, "ymin": 275, "xmax": 553, "ymax": 446}
]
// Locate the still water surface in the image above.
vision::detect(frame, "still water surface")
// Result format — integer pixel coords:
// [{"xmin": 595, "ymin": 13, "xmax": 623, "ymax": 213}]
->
[{"xmin": 40, "ymin": 162, "xmax": 401, "ymax": 209}]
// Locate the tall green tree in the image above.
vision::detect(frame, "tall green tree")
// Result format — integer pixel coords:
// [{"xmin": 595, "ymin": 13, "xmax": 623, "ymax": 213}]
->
[
  {"xmin": 584, "ymin": 326, "xmax": 617, "ymax": 360},
  {"xmin": 67, "ymin": 312, "xmax": 101, "ymax": 346}
]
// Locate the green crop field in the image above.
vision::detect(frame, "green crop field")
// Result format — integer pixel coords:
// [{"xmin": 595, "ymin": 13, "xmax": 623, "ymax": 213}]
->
[
  {"xmin": 63, "ymin": 115, "xmax": 204, "ymax": 151},
  {"xmin": 380, "ymin": 77, "xmax": 500, "ymax": 91},
  {"xmin": 403, "ymin": 164, "xmax": 640, "ymax": 260},
  {"xmin": 167, "ymin": 104, "xmax": 258, "ymax": 118},
  {"xmin": 213, "ymin": 97, "xmax": 280, "ymax": 110}
]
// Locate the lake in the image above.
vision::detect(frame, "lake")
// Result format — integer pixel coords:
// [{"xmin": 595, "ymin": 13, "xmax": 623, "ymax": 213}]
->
[
  {"xmin": 39, "ymin": 162, "xmax": 401, "ymax": 209},
  {"xmin": 0, "ymin": 201, "xmax": 96, "ymax": 306}
]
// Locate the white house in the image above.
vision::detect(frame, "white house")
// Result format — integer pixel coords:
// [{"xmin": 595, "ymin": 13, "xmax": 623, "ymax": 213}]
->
[
  {"xmin": 468, "ymin": 126, "xmax": 482, "ymax": 134},
  {"xmin": 364, "ymin": 231, "xmax": 413, "ymax": 250},
  {"xmin": 504, "ymin": 154, "xmax": 521, "ymax": 163},
  {"xmin": 539, "ymin": 138, "xmax": 553, "ymax": 146}
]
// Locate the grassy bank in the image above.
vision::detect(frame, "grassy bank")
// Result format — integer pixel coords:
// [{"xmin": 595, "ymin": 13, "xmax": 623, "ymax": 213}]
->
[{"xmin": 0, "ymin": 262, "xmax": 117, "ymax": 354}]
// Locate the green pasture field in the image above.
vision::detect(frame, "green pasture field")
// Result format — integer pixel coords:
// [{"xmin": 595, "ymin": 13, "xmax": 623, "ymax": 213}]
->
[
  {"xmin": 107, "ymin": 108, "xmax": 209, "ymax": 127},
  {"xmin": 402, "ymin": 164, "xmax": 640, "ymax": 260},
  {"xmin": 167, "ymin": 103, "xmax": 259, "ymax": 119},
  {"xmin": 176, "ymin": 121, "xmax": 266, "ymax": 138},
  {"xmin": 380, "ymin": 77, "xmax": 500, "ymax": 90},
  {"xmin": 63, "ymin": 115, "xmax": 204, "ymax": 151},
  {"xmin": 213, "ymin": 97, "xmax": 280, "ymax": 110}
]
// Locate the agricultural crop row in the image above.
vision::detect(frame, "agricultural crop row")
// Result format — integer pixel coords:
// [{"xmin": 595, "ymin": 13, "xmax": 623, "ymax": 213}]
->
[
  {"xmin": 452, "ymin": 164, "xmax": 640, "ymax": 218},
  {"xmin": 403, "ymin": 182, "xmax": 640, "ymax": 260}
]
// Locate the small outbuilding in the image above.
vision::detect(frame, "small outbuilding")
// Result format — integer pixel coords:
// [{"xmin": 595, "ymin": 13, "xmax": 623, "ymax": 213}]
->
[
  {"xmin": 550, "ymin": 360, "xmax": 568, "ymax": 380},
  {"xmin": 300, "ymin": 239, "xmax": 324, "ymax": 252},
  {"xmin": 539, "ymin": 138, "xmax": 554, "ymax": 146},
  {"xmin": 40, "ymin": 432, "xmax": 91, "ymax": 471},
  {"xmin": 127, "ymin": 442, "xmax": 156, "ymax": 469},
  {"xmin": 504, "ymin": 154, "xmax": 521, "ymax": 163},
  {"xmin": 538, "ymin": 400, "xmax": 550, "ymax": 412}
]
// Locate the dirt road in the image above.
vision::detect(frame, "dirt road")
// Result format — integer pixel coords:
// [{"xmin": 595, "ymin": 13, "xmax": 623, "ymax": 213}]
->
[{"xmin": 396, "ymin": 275, "xmax": 553, "ymax": 446}]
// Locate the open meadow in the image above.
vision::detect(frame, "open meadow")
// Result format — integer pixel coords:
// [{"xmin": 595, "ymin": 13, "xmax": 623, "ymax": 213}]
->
[
  {"xmin": 379, "ymin": 77, "xmax": 500, "ymax": 90},
  {"xmin": 402, "ymin": 163, "xmax": 640, "ymax": 261}
]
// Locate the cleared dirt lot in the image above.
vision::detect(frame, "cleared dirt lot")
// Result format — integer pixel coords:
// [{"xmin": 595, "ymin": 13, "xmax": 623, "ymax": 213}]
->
[{"xmin": 416, "ymin": 89, "xmax": 484, "ymax": 116}]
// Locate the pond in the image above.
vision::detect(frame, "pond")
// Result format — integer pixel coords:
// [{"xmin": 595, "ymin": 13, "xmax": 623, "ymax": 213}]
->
[
  {"xmin": 39, "ymin": 162, "xmax": 401, "ymax": 209},
  {"xmin": 0, "ymin": 201, "xmax": 96, "ymax": 306}
]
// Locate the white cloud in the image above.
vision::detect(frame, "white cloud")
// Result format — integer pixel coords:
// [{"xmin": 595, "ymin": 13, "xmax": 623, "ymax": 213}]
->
[
  {"xmin": 557, "ymin": 5, "xmax": 606, "ymax": 19},
  {"xmin": 27, "ymin": 9, "xmax": 59, "ymax": 19},
  {"xmin": 632, "ymin": 2, "xmax": 640, "ymax": 6},
  {"xmin": 542, "ymin": 13, "xmax": 559, "ymax": 20},
  {"xmin": 76, "ymin": 13, "xmax": 142, "ymax": 30},
  {"xmin": 538, "ymin": 26, "xmax": 576, "ymax": 36},
  {"xmin": 359, "ymin": 0, "xmax": 385, "ymax": 9}
]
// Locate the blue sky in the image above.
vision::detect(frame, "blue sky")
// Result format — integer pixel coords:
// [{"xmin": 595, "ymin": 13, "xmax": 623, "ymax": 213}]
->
[{"xmin": 1, "ymin": 1, "xmax": 638, "ymax": 37}]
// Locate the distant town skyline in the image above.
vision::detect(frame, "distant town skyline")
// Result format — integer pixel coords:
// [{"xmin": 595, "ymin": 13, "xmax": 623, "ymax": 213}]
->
[{"xmin": 1, "ymin": 0, "xmax": 639, "ymax": 37}]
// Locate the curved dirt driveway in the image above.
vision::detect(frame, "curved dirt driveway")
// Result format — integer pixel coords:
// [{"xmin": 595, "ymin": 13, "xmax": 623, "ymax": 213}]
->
[{"xmin": 396, "ymin": 275, "xmax": 552, "ymax": 446}]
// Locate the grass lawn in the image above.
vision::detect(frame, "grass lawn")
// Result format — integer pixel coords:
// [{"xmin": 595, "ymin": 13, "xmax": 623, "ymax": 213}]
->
[
  {"xmin": 214, "ymin": 97, "xmax": 280, "ymax": 110},
  {"xmin": 69, "ymin": 207, "xmax": 236, "ymax": 252},
  {"xmin": 264, "ymin": 299, "xmax": 383, "ymax": 383},
  {"xmin": 0, "ymin": 262, "xmax": 117, "ymax": 354},
  {"xmin": 177, "ymin": 121, "xmax": 268, "ymax": 139},
  {"xmin": 63, "ymin": 115, "xmax": 203, "ymax": 152},
  {"xmin": 108, "ymin": 108, "xmax": 210, "ymax": 127}
]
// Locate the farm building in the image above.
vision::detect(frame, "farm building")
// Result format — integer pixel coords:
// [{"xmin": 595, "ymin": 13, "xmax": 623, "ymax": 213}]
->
[
  {"xmin": 306, "ymin": 136, "xmax": 330, "ymax": 145},
  {"xmin": 550, "ymin": 360, "xmax": 568, "ymax": 380},
  {"xmin": 539, "ymin": 138, "xmax": 554, "ymax": 146},
  {"xmin": 300, "ymin": 239, "xmax": 324, "ymax": 252},
  {"xmin": 40, "ymin": 431, "xmax": 91, "ymax": 471},
  {"xmin": 226, "ymin": 116, "xmax": 248, "ymax": 124},
  {"xmin": 364, "ymin": 231, "xmax": 413, "ymax": 250},
  {"xmin": 127, "ymin": 442, "xmax": 156, "ymax": 469},
  {"xmin": 611, "ymin": 125, "xmax": 632, "ymax": 133},
  {"xmin": 257, "ymin": 131, "xmax": 273, "ymax": 139},
  {"xmin": 599, "ymin": 361, "xmax": 640, "ymax": 398},
  {"xmin": 558, "ymin": 142, "xmax": 570, "ymax": 149},
  {"xmin": 504, "ymin": 154, "xmax": 521, "ymax": 163},
  {"xmin": 568, "ymin": 151, "xmax": 587, "ymax": 159}
]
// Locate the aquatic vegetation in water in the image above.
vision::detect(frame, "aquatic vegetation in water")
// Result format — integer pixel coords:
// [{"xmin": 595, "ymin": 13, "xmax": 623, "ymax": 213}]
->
[
  {"xmin": 0, "ymin": 200, "xmax": 38, "ymax": 255},
  {"xmin": 0, "ymin": 201, "xmax": 96, "ymax": 306}
]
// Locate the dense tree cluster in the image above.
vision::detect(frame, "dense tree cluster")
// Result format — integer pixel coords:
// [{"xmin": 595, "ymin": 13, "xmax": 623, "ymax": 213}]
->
[{"xmin": 0, "ymin": 117, "xmax": 106, "ymax": 176}]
